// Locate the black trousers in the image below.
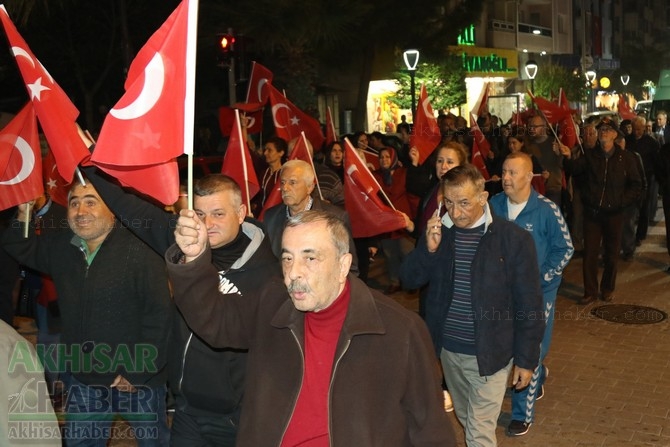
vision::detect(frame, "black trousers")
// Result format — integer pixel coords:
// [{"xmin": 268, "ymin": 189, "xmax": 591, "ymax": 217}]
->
[{"xmin": 583, "ymin": 210, "xmax": 624, "ymax": 297}]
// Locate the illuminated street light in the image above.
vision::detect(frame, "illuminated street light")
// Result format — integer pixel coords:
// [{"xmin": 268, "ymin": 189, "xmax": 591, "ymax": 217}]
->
[
  {"xmin": 525, "ymin": 60, "xmax": 538, "ymax": 96},
  {"xmin": 403, "ymin": 49, "xmax": 420, "ymax": 117},
  {"xmin": 621, "ymin": 73, "xmax": 630, "ymax": 86}
]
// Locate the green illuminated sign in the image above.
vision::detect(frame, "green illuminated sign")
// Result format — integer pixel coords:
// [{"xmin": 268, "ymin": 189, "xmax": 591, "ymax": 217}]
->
[
  {"xmin": 457, "ymin": 25, "xmax": 476, "ymax": 46},
  {"xmin": 461, "ymin": 53, "xmax": 516, "ymax": 74}
]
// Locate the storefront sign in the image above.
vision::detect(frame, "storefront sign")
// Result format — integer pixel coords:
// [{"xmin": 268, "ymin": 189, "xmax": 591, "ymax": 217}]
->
[{"xmin": 448, "ymin": 46, "xmax": 519, "ymax": 79}]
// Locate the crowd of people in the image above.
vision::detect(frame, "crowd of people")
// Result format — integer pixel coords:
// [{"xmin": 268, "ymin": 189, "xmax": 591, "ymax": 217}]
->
[{"xmin": 0, "ymin": 107, "xmax": 669, "ymax": 446}]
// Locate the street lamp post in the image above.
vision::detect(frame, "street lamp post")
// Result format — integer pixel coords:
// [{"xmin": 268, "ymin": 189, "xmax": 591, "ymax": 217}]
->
[
  {"xmin": 620, "ymin": 73, "xmax": 630, "ymax": 88},
  {"xmin": 525, "ymin": 60, "xmax": 538, "ymax": 95},
  {"xmin": 403, "ymin": 49, "xmax": 420, "ymax": 119},
  {"xmin": 586, "ymin": 70, "xmax": 597, "ymax": 113}
]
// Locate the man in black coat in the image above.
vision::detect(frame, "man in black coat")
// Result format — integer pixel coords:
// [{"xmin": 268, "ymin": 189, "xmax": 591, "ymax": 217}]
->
[{"xmin": 263, "ymin": 159, "xmax": 358, "ymax": 273}]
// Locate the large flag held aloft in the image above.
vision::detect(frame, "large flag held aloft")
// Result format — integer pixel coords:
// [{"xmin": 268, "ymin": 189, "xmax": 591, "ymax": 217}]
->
[
  {"xmin": 221, "ymin": 110, "xmax": 260, "ymax": 212},
  {"xmin": 342, "ymin": 138, "xmax": 406, "ymax": 238},
  {"xmin": 91, "ymin": 0, "xmax": 193, "ymax": 205},
  {"xmin": 0, "ymin": 5, "xmax": 89, "ymax": 182},
  {"xmin": 410, "ymin": 84, "xmax": 441, "ymax": 165},
  {"xmin": 0, "ymin": 103, "xmax": 43, "ymax": 211},
  {"xmin": 268, "ymin": 84, "xmax": 325, "ymax": 151},
  {"xmin": 469, "ymin": 114, "xmax": 490, "ymax": 180}
]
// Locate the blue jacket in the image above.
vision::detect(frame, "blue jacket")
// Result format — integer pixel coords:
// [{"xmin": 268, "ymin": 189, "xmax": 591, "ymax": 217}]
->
[
  {"xmin": 400, "ymin": 205, "xmax": 545, "ymax": 376},
  {"xmin": 490, "ymin": 190, "xmax": 574, "ymax": 293}
]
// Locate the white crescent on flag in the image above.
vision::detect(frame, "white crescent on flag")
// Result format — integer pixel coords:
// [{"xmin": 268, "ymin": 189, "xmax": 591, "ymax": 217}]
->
[
  {"xmin": 272, "ymin": 103, "xmax": 292, "ymax": 128},
  {"xmin": 256, "ymin": 78, "xmax": 269, "ymax": 102},
  {"xmin": 111, "ymin": 53, "xmax": 165, "ymax": 120},
  {"xmin": 0, "ymin": 137, "xmax": 35, "ymax": 185},
  {"xmin": 422, "ymin": 96, "xmax": 432, "ymax": 118}
]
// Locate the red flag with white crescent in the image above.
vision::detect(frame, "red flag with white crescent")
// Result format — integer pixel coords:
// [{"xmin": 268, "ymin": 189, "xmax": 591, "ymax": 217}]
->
[
  {"xmin": 0, "ymin": 5, "xmax": 89, "ymax": 183},
  {"xmin": 245, "ymin": 61, "xmax": 274, "ymax": 104},
  {"xmin": 91, "ymin": 0, "xmax": 192, "ymax": 204},
  {"xmin": 342, "ymin": 138, "xmax": 406, "ymax": 238},
  {"xmin": 0, "ymin": 103, "xmax": 43, "ymax": 210},
  {"xmin": 530, "ymin": 91, "xmax": 571, "ymax": 125},
  {"xmin": 268, "ymin": 84, "xmax": 325, "ymax": 151},
  {"xmin": 221, "ymin": 110, "xmax": 260, "ymax": 211},
  {"xmin": 410, "ymin": 84, "xmax": 441, "ymax": 165}
]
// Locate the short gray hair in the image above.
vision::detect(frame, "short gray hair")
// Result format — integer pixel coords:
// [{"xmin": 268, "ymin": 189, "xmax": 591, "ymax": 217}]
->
[{"xmin": 285, "ymin": 210, "xmax": 349, "ymax": 256}]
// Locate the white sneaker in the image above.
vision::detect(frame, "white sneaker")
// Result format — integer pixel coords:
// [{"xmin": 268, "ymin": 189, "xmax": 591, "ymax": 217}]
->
[{"xmin": 443, "ymin": 390, "xmax": 454, "ymax": 412}]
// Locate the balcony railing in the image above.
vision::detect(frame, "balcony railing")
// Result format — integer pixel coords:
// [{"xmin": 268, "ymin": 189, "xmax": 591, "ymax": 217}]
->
[{"xmin": 489, "ymin": 19, "xmax": 553, "ymax": 38}]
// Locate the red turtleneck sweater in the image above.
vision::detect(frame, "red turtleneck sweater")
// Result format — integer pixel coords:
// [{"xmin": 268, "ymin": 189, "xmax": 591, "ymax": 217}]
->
[{"xmin": 280, "ymin": 281, "xmax": 351, "ymax": 447}]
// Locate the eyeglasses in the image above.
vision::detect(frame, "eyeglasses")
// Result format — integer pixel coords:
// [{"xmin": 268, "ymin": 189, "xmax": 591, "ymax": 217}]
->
[{"xmin": 598, "ymin": 126, "xmax": 614, "ymax": 132}]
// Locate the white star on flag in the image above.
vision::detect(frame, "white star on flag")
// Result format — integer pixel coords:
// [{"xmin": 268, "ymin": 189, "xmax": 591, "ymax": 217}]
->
[
  {"xmin": 290, "ymin": 116, "xmax": 300, "ymax": 126},
  {"xmin": 27, "ymin": 77, "xmax": 50, "ymax": 100},
  {"xmin": 131, "ymin": 123, "xmax": 161, "ymax": 149},
  {"xmin": 47, "ymin": 178, "xmax": 57, "ymax": 189}
]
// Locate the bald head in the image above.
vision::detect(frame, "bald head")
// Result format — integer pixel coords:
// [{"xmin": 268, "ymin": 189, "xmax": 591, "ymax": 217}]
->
[{"xmin": 501, "ymin": 152, "xmax": 533, "ymax": 203}]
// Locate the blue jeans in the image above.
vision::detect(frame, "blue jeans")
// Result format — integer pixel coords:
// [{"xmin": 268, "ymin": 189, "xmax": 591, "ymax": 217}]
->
[
  {"xmin": 511, "ymin": 287, "xmax": 557, "ymax": 423},
  {"xmin": 62, "ymin": 373, "xmax": 169, "ymax": 446}
]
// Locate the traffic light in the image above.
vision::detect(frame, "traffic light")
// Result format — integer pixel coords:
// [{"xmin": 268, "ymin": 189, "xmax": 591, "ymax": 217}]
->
[
  {"xmin": 217, "ymin": 33, "xmax": 235, "ymax": 67},
  {"xmin": 219, "ymin": 34, "xmax": 235, "ymax": 53}
]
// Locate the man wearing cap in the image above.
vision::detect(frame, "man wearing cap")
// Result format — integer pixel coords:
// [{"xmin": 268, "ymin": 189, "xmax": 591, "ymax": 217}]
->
[{"xmin": 559, "ymin": 117, "xmax": 643, "ymax": 304}]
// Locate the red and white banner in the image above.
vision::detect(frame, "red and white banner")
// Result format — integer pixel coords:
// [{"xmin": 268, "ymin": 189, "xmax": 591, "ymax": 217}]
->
[
  {"xmin": 410, "ymin": 84, "xmax": 441, "ymax": 165},
  {"xmin": 0, "ymin": 103, "xmax": 43, "ymax": 210},
  {"xmin": 221, "ymin": 110, "xmax": 260, "ymax": 212}
]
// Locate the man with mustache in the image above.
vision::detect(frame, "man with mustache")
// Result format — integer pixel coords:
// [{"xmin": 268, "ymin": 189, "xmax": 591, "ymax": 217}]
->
[
  {"xmin": 2, "ymin": 181, "xmax": 171, "ymax": 446},
  {"xmin": 400, "ymin": 164, "xmax": 544, "ymax": 447},
  {"xmin": 166, "ymin": 209, "xmax": 456, "ymax": 446}
]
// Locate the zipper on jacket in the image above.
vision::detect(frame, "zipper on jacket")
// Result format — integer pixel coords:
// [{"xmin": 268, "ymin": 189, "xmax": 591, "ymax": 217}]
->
[
  {"xmin": 278, "ymin": 328, "xmax": 305, "ymax": 446},
  {"xmin": 178, "ymin": 332, "xmax": 194, "ymax": 392},
  {"xmin": 598, "ymin": 156, "xmax": 609, "ymax": 208},
  {"xmin": 327, "ymin": 338, "xmax": 351, "ymax": 446}
]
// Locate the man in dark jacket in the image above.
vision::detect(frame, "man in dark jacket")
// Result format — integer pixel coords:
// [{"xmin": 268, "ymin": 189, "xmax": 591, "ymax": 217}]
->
[
  {"xmin": 82, "ymin": 167, "xmax": 279, "ymax": 446},
  {"xmin": 167, "ymin": 209, "xmax": 456, "ymax": 446},
  {"xmin": 263, "ymin": 159, "xmax": 358, "ymax": 271},
  {"xmin": 560, "ymin": 117, "xmax": 643, "ymax": 303},
  {"xmin": 2, "ymin": 181, "xmax": 172, "ymax": 446},
  {"xmin": 400, "ymin": 164, "xmax": 544, "ymax": 447}
]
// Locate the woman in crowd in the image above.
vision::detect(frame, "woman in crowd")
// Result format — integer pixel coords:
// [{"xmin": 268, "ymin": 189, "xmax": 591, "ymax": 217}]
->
[
  {"xmin": 413, "ymin": 141, "xmax": 469, "ymax": 236},
  {"xmin": 323, "ymin": 140, "xmax": 345, "ymax": 182},
  {"xmin": 373, "ymin": 147, "xmax": 416, "ymax": 294}
]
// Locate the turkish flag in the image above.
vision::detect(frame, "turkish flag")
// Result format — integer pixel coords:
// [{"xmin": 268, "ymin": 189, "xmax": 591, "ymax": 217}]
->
[
  {"xmin": 0, "ymin": 103, "xmax": 43, "ymax": 210},
  {"xmin": 219, "ymin": 102, "xmax": 264, "ymax": 137},
  {"xmin": 618, "ymin": 94, "xmax": 637, "ymax": 120},
  {"xmin": 325, "ymin": 106, "xmax": 338, "ymax": 146},
  {"xmin": 91, "ymin": 0, "xmax": 191, "ymax": 205},
  {"xmin": 469, "ymin": 113, "xmax": 491, "ymax": 159},
  {"xmin": 410, "ymin": 84, "xmax": 441, "ymax": 165},
  {"xmin": 221, "ymin": 110, "xmax": 260, "ymax": 211},
  {"xmin": 0, "ymin": 6, "xmax": 89, "ymax": 183},
  {"xmin": 268, "ymin": 84, "xmax": 325, "ymax": 151},
  {"xmin": 259, "ymin": 132, "xmax": 317, "ymax": 220},
  {"xmin": 245, "ymin": 61, "xmax": 274, "ymax": 104},
  {"xmin": 42, "ymin": 148, "xmax": 70, "ymax": 207},
  {"xmin": 530, "ymin": 92, "xmax": 571, "ymax": 124},
  {"xmin": 342, "ymin": 138, "xmax": 406, "ymax": 238}
]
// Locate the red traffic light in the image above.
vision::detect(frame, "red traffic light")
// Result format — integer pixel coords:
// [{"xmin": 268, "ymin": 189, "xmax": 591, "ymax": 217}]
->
[{"xmin": 219, "ymin": 34, "xmax": 235, "ymax": 52}]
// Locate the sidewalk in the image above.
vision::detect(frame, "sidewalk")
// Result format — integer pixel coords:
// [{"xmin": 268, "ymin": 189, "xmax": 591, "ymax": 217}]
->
[{"xmin": 380, "ymin": 214, "xmax": 670, "ymax": 446}]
